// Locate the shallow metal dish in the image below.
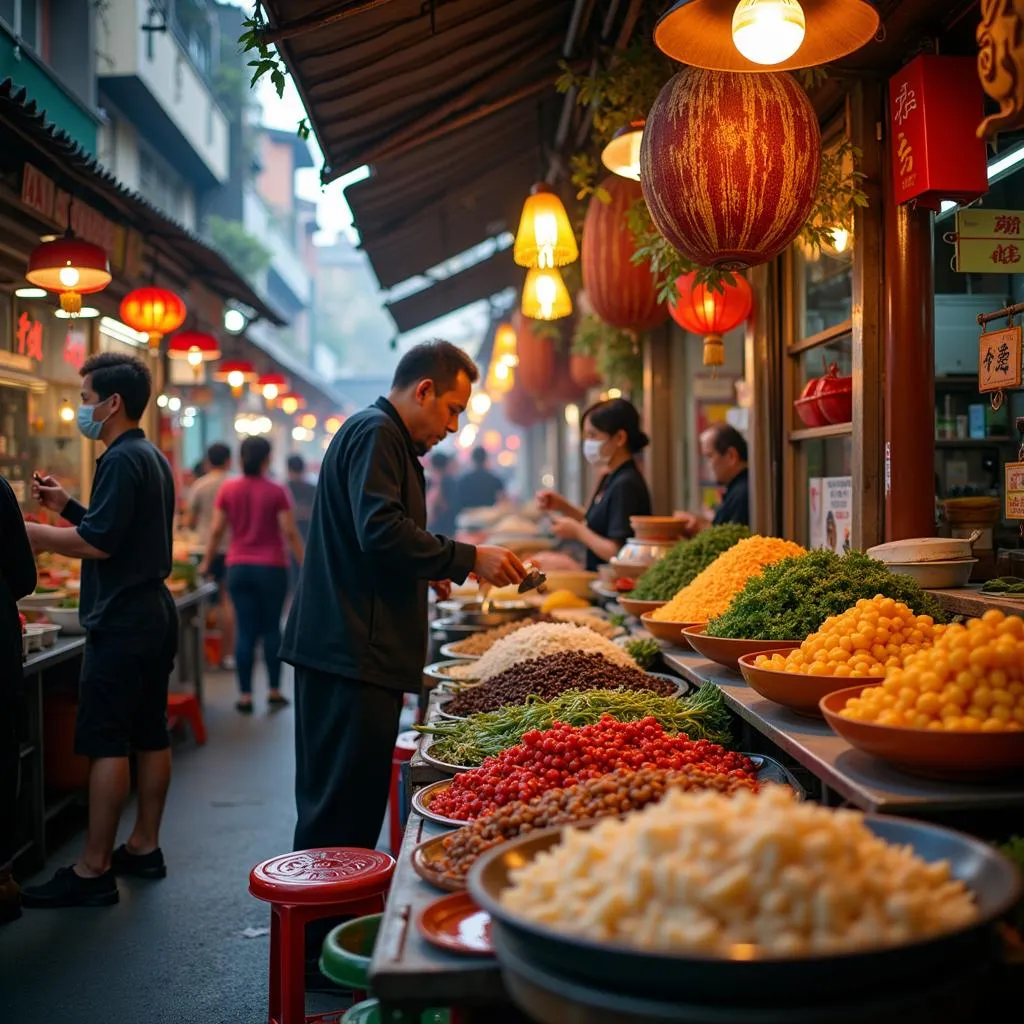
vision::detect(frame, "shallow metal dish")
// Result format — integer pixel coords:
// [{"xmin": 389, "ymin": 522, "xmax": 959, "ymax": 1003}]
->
[
  {"xmin": 422, "ymin": 659, "xmax": 481, "ymax": 685},
  {"xmin": 468, "ymin": 817, "xmax": 1020, "ymax": 1005},
  {"xmin": 437, "ymin": 600, "xmax": 536, "ymax": 627}
]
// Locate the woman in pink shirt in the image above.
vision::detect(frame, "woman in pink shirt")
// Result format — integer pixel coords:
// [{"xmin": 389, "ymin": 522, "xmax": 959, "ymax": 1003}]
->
[{"xmin": 200, "ymin": 437, "xmax": 304, "ymax": 712}]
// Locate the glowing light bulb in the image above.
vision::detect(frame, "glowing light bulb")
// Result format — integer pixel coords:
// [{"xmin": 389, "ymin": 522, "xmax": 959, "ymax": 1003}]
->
[
  {"xmin": 702, "ymin": 294, "xmax": 718, "ymax": 319},
  {"xmin": 458, "ymin": 424, "xmax": 478, "ymax": 449},
  {"xmin": 187, "ymin": 348, "xmax": 203, "ymax": 367},
  {"xmin": 830, "ymin": 227, "xmax": 851, "ymax": 253},
  {"xmin": 168, "ymin": 397, "xmax": 182, "ymax": 412},
  {"xmin": 325, "ymin": 416, "xmax": 343, "ymax": 434},
  {"xmin": 732, "ymin": 0, "xmax": 806, "ymax": 66},
  {"xmin": 157, "ymin": 394, "xmax": 169, "ymax": 408},
  {"xmin": 607, "ymin": 388, "xmax": 623, "ymax": 399},
  {"xmin": 536, "ymin": 274, "xmax": 557, "ymax": 319},
  {"xmin": 227, "ymin": 370, "xmax": 245, "ymax": 389},
  {"xmin": 263, "ymin": 383, "xmax": 279, "ymax": 401},
  {"xmin": 223, "ymin": 308, "xmax": 246, "ymax": 334},
  {"xmin": 469, "ymin": 392, "xmax": 492, "ymax": 417},
  {"xmin": 532, "ymin": 212, "xmax": 558, "ymax": 268},
  {"xmin": 291, "ymin": 426, "xmax": 306, "ymax": 441},
  {"xmin": 58, "ymin": 265, "xmax": 81, "ymax": 288},
  {"xmin": 59, "ymin": 401, "xmax": 75, "ymax": 424},
  {"xmin": 281, "ymin": 397, "xmax": 298, "ymax": 415},
  {"xmin": 495, "ymin": 363, "xmax": 510, "ymax": 381}
]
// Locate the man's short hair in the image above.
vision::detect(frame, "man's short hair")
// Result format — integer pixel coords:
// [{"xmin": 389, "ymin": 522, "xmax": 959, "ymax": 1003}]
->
[
  {"xmin": 392, "ymin": 340, "xmax": 479, "ymax": 394},
  {"xmin": 471, "ymin": 446, "xmax": 488, "ymax": 467},
  {"xmin": 706, "ymin": 424, "xmax": 748, "ymax": 463},
  {"xmin": 80, "ymin": 352, "xmax": 152, "ymax": 421},
  {"xmin": 207, "ymin": 442, "xmax": 231, "ymax": 469},
  {"xmin": 287, "ymin": 454, "xmax": 305, "ymax": 475}
]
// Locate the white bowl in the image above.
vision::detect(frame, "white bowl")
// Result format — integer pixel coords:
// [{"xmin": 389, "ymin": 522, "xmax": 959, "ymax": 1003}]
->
[
  {"xmin": 882, "ymin": 559, "xmax": 977, "ymax": 589},
  {"xmin": 42, "ymin": 606, "xmax": 85, "ymax": 634}
]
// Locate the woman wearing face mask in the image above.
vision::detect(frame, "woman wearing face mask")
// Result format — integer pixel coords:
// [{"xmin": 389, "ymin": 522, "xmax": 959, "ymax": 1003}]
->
[{"xmin": 536, "ymin": 398, "xmax": 652, "ymax": 570}]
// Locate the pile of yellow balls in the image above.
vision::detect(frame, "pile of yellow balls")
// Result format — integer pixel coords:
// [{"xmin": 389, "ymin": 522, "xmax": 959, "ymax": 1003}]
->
[
  {"xmin": 838, "ymin": 610, "xmax": 1024, "ymax": 732},
  {"xmin": 754, "ymin": 596, "xmax": 943, "ymax": 679}
]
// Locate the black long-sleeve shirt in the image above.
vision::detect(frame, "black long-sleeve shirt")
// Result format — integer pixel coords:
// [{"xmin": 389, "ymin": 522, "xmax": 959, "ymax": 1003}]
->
[
  {"xmin": 281, "ymin": 398, "xmax": 476, "ymax": 692},
  {"xmin": 1, "ymin": 475, "xmax": 36, "ymax": 692}
]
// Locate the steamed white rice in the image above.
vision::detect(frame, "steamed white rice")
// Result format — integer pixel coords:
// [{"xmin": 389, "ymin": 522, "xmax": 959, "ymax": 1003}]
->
[{"xmin": 449, "ymin": 622, "xmax": 636, "ymax": 681}]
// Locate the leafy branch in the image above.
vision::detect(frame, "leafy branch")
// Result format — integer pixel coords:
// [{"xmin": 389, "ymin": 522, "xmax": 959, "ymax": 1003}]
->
[
  {"xmin": 797, "ymin": 141, "xmax": 867, "ymax": 255},
  {"xmin": 571, "ymin": 313, "xmax": 644, "ymax": 399}
]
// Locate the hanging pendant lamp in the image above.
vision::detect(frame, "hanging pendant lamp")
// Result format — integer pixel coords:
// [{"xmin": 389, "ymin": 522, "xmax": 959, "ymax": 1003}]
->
[
  {"xmin": 120, "ymin": 286, "xmax": 188, "ymax": 350},
  {"xmin": 167, "ymin": 331, "xmax": 221, "ymax": 378},
  {"xmin": 521, "ymin": 267, "xmax": 573, "ymax": 321},
  {"xmin": 654, "ymin": 0, "xmax": 879, "ymax": 72},
  {"xmin": 513, "ymin": 184, "xmax": 578, "ymax": 269},
  {"xmin": 257, "ymin": 372, "xmax": 289, "ymax": 402},
  {"xmin": 601, "ymin": 121, "xmax": 645, "ymax": 181},
  {"xmin": 26, "ymin": 230, "xmax": 111, "ymax": 314}
]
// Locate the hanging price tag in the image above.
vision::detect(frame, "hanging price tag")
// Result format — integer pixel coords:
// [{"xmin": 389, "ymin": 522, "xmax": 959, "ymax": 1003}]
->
[
  {"xmin": 979, "ymin": 324, "xmax": 1022, "ymax": 393},
  {"xmin": 1007, "ymin": 462, "xmax": 1024, "ymax": 520}
]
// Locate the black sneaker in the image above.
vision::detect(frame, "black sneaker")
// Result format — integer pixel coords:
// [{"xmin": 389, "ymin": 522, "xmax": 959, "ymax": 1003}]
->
[
  {"xmin": 268, "ymin": 693, "xmax": 290, "ymax": 710},
  {"xmin": 111, "ymin": 844, "xmax": 167, "ymax": 880},
  {"xmin": 236, "ymin": 700, "xmax": 254, "ymax": 714},
  {"xmin": 21, "ymin": 866, "xmax": 118, "ymax": 908}
]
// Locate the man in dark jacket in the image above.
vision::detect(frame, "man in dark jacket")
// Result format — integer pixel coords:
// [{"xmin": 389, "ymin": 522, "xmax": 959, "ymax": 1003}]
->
[
  {"xmin": 1, "ymin": 473, "xmax": 35, "ymax": 922},
  {"xmin": 281, "ymin": 341, "xmax": 524, "ymax": 980}
]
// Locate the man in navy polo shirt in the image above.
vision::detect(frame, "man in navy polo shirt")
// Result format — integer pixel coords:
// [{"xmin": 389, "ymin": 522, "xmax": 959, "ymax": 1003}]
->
[{"xmin": 23, "ymin": 352, "xmax": 176, "ymax": 908}]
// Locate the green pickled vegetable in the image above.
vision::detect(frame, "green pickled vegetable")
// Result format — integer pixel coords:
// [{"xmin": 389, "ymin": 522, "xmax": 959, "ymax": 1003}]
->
[
  {"xmin": 983, "ymin": 577, "xmax": 1024, "ymax": 595},
  {"xmin": 707, "ymin": 550, "xmax": 947, "ymax": 641},
  {"xmin": 417, "ymin": 683, "xmax": 732, "ymax": 767},
  {"xmin": 624, "ymin": 637, "xmax": 661, "ymax": 670},
  {"xmin": 631, "ymin": 525, "xmax": 750, "ymax": 602}
]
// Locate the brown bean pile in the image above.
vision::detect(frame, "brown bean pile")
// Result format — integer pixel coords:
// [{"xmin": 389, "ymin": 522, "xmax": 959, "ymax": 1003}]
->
[
  {"xmin": 431, "ymin": 766, "xmax": 758, "ymax": 885},
  {"xmin": 441, "ymin": 651, "xmax": 676, "ymax": 717},
  {"xmin": 448, "ymin": 615, "xmax": 556, "ymax": 656}
]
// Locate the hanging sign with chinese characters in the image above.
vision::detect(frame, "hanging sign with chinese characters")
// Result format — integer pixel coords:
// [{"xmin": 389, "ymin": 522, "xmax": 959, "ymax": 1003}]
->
[
  {"xmin": 1006, "ymin": 462, "xmax": 1024, "ymax": 520},
  {"xmin": 955, "ymin": 209, "xmax": 1024, "ymax": 272},
  {"xmin": 979, "ymin": 323, "xmax": 1022, "ymax": 396},
  {"xmin": 889, "ymin": 55, "xmax": 989, "ymax": 210}
]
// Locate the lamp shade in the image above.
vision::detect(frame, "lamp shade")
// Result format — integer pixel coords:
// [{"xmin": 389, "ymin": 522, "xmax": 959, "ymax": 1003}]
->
[
  {"xmin": 257, "ymin": 372, "xmax": 289, "ymax": 400},
  {"xmin": 641, "ymin": 68, "xmax": 820, "ymax": 270},
  {"xmin": 581, "ymin": 175, "xmax": 668, "ymax": 332},
  {"xmin": 167, "ymin": 331, "xmax": 221, "ymax": 368},
  {"xmin": 521, "ymin": 267, "xmax": 573, "ymax": 321},
  {"xmin": 513, "ymin": 183, "xmax": 578, "ymax": 269},
  {"xmin": 214, "ymin": 359, "xmax": 258, "ymax": 391},
  {"xmin": 26, "ymin": 233, "xmax": 111, "ymax": 314},
  {"xmin": 654, "ymin": 0, "xmax": 879, "ymax": 72},
  {"xmin": 119, "ymin": 287, "xmax": 187, "ymax": 349},
  {"xmin": 278, "ymin": 392, "xmax": 306, "ymax": 415},
  {"xmin": 669, "ymin": 272, "xmax": 753, "ymax": 366},
  {"xmin": 601, "ymin": 121, "xmax": 645, "ymax": 180},
  {"xmin": 492, "ymin": 321, "xmax": 519, "ymax": 367}
]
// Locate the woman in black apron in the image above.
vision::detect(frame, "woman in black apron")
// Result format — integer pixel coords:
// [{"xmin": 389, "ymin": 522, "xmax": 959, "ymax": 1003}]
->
[{"xmin": 537, "ymin": 398, "xmax": 652, "ymax": 570}]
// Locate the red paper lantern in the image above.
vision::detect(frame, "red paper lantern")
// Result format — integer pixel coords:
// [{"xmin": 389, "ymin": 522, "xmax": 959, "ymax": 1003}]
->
[
  {"xmin": 669, "ymin": 272, "xmax": 753, "ymax": 366},
  {"xmin": 570, "ymin": 352, "xmax": 602, "ymax": 390},
  {"xmin": 26, "ymin": 232, "xmax": 111, "ymax": 314},
  {"xmin": 504, "ymin": 384, "xmax": 541, "ymax": 429},
  {"xmin": 581, "ymin": 175, "xmax": 668, "ymax": 332},
  {"xmin": 551, "ymin": 351, "xmax": 587, "ymax": 405},
  {"xmin": 120, "ymin": 287, "xmax": 187, "ymax": 350},
  {"xmin": 515, "ymin": 315, "xmax": 556, "ymax": 398},
  {"xmin": 641, "ymin": 69, "xmax": 821, "ymax": 270}
]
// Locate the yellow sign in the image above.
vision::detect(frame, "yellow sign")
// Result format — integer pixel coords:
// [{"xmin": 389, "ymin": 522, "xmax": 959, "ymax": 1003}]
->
[
  {"xmin": 956, "ymin": 208, "xmax": 1024, "ymax": 272},
  {"xmin": 1007, "ymin": 461, "xmax": 1024, "ymax": 520},
  {"xmin": 979, "ymin": 324, "xmax": 1023, "ymax": 393}
]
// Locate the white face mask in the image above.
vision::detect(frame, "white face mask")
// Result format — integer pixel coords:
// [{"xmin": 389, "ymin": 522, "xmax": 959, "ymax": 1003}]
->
[{"xmin": 582, "ymin": 438, "xmax": 608, "ymax": 466}]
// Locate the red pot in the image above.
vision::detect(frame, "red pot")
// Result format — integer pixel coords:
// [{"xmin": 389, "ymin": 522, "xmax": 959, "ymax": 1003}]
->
[
  {"xmin": 794, "ymin": 377, "xmax": 827, "ymax": 428},
  {"xmin": 817, "ymin": 362, "xmax": 853, "ymax": 424}
]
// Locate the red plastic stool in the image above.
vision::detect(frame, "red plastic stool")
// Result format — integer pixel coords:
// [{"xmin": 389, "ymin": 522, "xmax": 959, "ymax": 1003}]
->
[
  {"xmin": 389, "ymin": 731, "xmax": 419, "ymax": 855},
  {"xmin": 167, "ymin": 692, "xmax": 206, "ymax": 746},
  {"xmin": 249, "ymin": 848, "xmax": 396, "ymax": 1024}
]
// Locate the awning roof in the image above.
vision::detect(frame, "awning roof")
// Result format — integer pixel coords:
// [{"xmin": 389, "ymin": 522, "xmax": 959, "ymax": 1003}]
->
[
  {"xmin": 385, "ymin": 249, "xmax": 517, "ymax": 334},
  {"xmin": 0, "ymin": 78, "xmax": 285, "ymax": 325},
  {"xmin": 257, "ymin": 0, "xmax": 588, "ymax": 322}
]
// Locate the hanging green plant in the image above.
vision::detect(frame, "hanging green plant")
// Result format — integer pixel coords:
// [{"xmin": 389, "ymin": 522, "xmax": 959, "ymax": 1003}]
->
[{"xmin": 571, "ymin": 313, "xmax": 644, "ymax": 400}]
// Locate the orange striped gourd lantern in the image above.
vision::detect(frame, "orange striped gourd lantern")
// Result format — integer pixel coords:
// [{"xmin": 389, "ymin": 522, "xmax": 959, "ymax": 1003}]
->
[
  {"xmin": 581, "ymin": 174, "xmax": 668, "ymax": 331},
  {"xmin": 569, "ymin": 352, "xmax": 602, "ymax": 390},
  {"xmin": 640, "ymin": 68, "xmax": 821, "ymax": 270},
  {"xmin": 515, "ymin": 313, "xmax": 556, "ymax": 398},
  {"xmin": 505, "ymin": 383, "xmax": 543, "ymax": 428}
]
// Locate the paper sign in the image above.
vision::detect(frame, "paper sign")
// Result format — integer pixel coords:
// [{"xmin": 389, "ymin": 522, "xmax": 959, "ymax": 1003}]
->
[
  {"xmin": 808, "ymin": 476, "xmax": 853, "ymax": 553},
  {"xmin": 956, "ymin": 209, "xmax": 1024, "ymax": 272},
  {"xmin": 978, "ymin": 325, "xmax": 1023, "ymax": 393},
  {"xmin": 1007, "ymin": 461, "xmax": 1024, "ymax": 520}
]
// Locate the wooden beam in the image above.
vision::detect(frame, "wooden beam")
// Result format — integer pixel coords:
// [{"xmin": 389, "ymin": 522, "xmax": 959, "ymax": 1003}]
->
[{"xmin": 259, "ymin": 0, "xmax": 399, "ymax": 47}]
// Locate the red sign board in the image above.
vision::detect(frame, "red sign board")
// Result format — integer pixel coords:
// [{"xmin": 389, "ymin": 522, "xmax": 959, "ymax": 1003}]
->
[{"xmin": 889, "ymin": 55, "xmax": 989, "ymax": 210}]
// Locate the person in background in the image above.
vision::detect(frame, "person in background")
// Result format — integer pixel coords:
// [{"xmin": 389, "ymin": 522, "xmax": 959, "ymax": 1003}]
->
[
  {"xmin": 1, "ymin": 473, "xmax": 36, "ymax": 923},
  {"xmin": 426, "ymin": 451, "xmax": 458, "ymax": 537},
  {"xmin": 675, "ymin": 424, "xmax": 750, "ymax": 535},
  {"xmin": 280, "ymin": 341, "xmax": 526, "ymax": 989},
  {"xmin": 286, "ymin": 455, "xmax": 317, "ymax": 591},
  {"xmin": 187, "ymin": 442, "xmax": 235, "ymax": 669},
  {"xmin": 537, "ymin": 397, "xmax": 652, "ymax": 570},
  {"xmin": 455, "ymin": 446, "xmax": 505, "ymax": 518},
  {"xmin": 201, "ymin": 437, "xmax": 304, "ymax": 714},
  {"xmin": 24, "ymin": 353, "xmax": 177, "ymax": 908}
]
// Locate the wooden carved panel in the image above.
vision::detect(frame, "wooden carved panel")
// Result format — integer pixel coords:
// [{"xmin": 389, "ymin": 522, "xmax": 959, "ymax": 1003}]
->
[{"xmin": 977, "ymin": 0, "xmax": 1024, "ymax": 139}]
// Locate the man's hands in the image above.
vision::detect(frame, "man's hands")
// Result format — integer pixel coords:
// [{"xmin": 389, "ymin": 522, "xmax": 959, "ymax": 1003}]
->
[
  {"xmin": 473, "ymin": 546, "xmax": 527, "ymax": 588},
  {"xmin": 430, "ymin": 580, "xmax": 452, "ymax": 601},
  {"xmin": 32, "ymin": 473, "xmax": 69, "ymax": 514}
]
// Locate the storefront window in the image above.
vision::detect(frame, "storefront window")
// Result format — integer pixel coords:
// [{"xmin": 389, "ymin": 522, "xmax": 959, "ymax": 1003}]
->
[{"xmin": 799, "ymin": 249, "xmax": 853, "ymax": 337}]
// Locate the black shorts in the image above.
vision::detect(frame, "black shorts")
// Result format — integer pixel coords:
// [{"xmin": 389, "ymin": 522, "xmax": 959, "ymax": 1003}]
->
[{"xmin": 76, "ymin": 616, "xmax": 179, "ymax": 758}]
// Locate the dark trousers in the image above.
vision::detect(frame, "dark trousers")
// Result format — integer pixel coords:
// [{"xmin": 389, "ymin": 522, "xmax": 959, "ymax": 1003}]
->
[
  {"xmin": 0, "ymin": 694, "xmax": 22, "ymax": 866},
  {"xmin": 227, "ymin": 564, "xmax": 288, "ymax": 695},
  {"xmin": 293, "ymin": 667, "xmax": 403, "ymax": 959}
]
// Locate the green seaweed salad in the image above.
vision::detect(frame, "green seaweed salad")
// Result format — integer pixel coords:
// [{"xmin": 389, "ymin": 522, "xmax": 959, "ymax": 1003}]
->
[
  {"xmin": 630, "ymin": 524, "xmax": 750, "ymax": 602},
  {"xmin": 707, "ymin": 550, "xmax": 947, "ymax": 641}
]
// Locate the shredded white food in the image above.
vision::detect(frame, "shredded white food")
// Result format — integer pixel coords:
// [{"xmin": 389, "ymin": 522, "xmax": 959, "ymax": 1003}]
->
[
  {"xmin": 500, "ymin": 786, "xmax": 978, "ymax": 957},
  {"xmin": 449, "ymin": 622, "xmax": 636, "ymax": 681}
]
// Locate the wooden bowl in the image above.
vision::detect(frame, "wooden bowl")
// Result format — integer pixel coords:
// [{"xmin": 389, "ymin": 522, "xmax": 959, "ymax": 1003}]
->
[
  {"xmin": 640, "ymin": 614, "xmax": 705, "ymax": 649},
  {"xmin": 821, "ymin": 685, "xmax": 1024, "ymax": 781},
  {"xmin": 629, "ymin": 516, "xmax": 689, "ymax": 542},
  {"xmin": 618, "ymin": 597, "xmax": 666, "ymax": 619},
  {"xmin": 683, "ymin": 628, "xmax": 802, "ymax": 673},
  {"xmin": 738, "ymin": 653, "xmax": 851, "ymax": 718}
]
